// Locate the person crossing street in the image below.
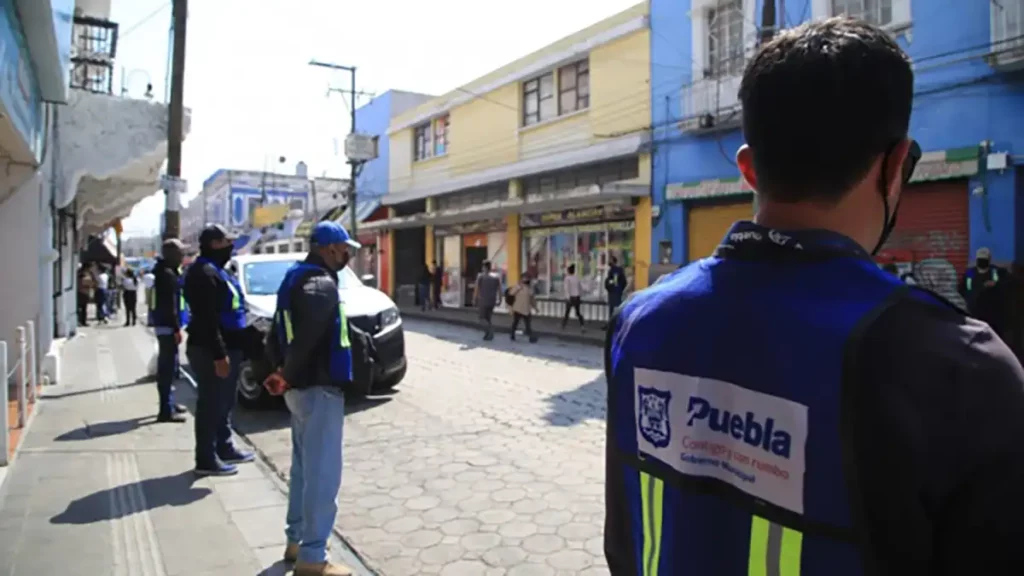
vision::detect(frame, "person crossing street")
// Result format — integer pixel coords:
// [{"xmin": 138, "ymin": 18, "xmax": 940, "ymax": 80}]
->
[
  {"xmin": 262, "ymin": 222, "xmax": 359, "ymax": 576},
  {"xmin": 183, "ymin": 225, "xmax": 255, "ymax": 477}
]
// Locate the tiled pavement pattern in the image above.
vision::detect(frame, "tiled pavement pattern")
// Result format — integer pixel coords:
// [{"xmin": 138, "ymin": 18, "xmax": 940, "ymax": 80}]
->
[
  {"xmin": 235, "ymin": 318, "xmax": 610, "ymax": 576},
  {"xmin": 0, "ymin": 323, "xmax": 368, "ymax": 576}
]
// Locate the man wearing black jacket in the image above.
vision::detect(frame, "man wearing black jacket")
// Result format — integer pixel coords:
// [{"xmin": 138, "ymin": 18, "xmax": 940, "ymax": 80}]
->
[
  {"xmin": 604, "ymin": 18, "xmax": 1024, "ymax": 575},
  {"xmin": 183, "ymin": 225, "xmax": 255, "ymax": 477},
  {"xmin": 150, "ymin": 239, "xmax": 189, "ymax": 423}
]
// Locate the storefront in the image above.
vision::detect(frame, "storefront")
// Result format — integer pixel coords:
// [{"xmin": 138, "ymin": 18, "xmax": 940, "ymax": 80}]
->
[
  {"xmin": 434, "ymin": 219, "xmax": 508, "ymax": 308},
  {"xmin": 686, "ymin": 196, "xmax": 754, "ymax": 262},
  {"xmin": 877, "ymin": 179, "xmax": 969, "ymax": 306},
  {"xmin": 520, "ymin": 204, "xmax": 635, "ymax": 303}
]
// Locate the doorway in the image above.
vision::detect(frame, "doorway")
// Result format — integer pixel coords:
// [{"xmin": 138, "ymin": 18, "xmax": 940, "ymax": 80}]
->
[{"xmin": 463, "ymin": 233, "xmax": 488, "ymax": 307}]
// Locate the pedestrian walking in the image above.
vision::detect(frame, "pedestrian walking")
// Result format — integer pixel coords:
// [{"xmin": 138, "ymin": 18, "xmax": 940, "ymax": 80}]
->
[
  {"xmin": 76, "ymin": 265, "xmax": 93, "ymax": 326},
  {"xmin": 473, "ymin": 260, "xmax": 502, "ymax": 340},
  {"xmin": 150, "ymin": 239, "xmax": 190, "ymax": 423},
  {"xmin": 95, "ymin": 265, "xmax": 109, "ymax": 323},
  {"xmin": 604, "ymin": 255, "xmax": 628, "ymax": 317},
  {"xmin": 431, "ymin": 260, "xmax": 444, "ymax": 309},
  {"xmin": 262, "ymin": 221, "xmax": 360, "ymax": 576},
  {"xmin": 418, "ymin": 264, "xmax": 432, "ymax": 311},
  {"xmin": 560, "ymin": 264, "xmax": 585, "ymax": 331},
  {"xmin": 604, "ymin": 18, "xmax": 1024, "ymax": 574},
  {"xmin": 183, "ymin": 225, "xmax": 254, "ymax": 477},
  {"xmin": 508, "ymin": 276, "xmax": 538, "ymax": 342},
  {"xmin": 122, "ymin": 268, "xmax": 139, "ymax": 326}
]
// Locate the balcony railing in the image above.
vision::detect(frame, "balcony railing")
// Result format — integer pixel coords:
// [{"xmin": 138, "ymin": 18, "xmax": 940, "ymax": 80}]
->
[
  {"xmin": 679, "ymin": 74, "xmax": 743, "ymax": 133},
  {"xmin": 70, "ymin": 15, "xmax": 119, "ymax": 94},
  {"xmin": 989, "ymin": 0, "xmax": 1024, "ymax": 70}
]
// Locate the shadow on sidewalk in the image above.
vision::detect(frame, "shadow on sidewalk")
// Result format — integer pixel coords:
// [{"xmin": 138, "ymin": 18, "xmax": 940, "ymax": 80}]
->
[
  {"xmin": 542, "ymin": 374, "xmax": 607, "ymax": 426},
  {"xmin": 54, "ymin": 416, "xmax": 156, "ymax": 441},
  {"xmin": 44, "ymin": 376, "xmax": 156, "ymax": 400},
  {"xmin": 232, "ymin": 396, "xmax": 393, "ymax": 436},
  {"xmin": 49, "ymin": 471, "xmax": 212, "ymax": 525}
]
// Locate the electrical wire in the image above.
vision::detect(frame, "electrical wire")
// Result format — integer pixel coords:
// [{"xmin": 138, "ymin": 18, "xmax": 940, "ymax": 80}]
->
[{"xmin": 119, "ymin": 2, "xmax": 171, "ymax": 40}]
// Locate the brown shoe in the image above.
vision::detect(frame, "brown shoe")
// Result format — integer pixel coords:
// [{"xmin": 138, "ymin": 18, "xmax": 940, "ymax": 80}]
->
[
  {"xmin": 283, "ymin": 542, "xmax": 299, "ymax": 563},
  {"xmin": 293, "ymin": 560, "xmax": 353, "ymax": 576}
]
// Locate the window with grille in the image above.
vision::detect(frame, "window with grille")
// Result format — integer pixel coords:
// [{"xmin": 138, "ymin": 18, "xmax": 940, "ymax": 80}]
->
[
  {"xmin": 991, "ymin": 0, "xmax": 1024, "ymax": 54},
  {"xmin": 707, "ymin": 0, "xmax": 745, "ymax": 78},
  {"xmin": 414, "ymin": 123, "xmax": 431, "ymax": 161},
  {"xmin": 522, "ymin": 72, "xmax": 556, "ymax": 126},
  {"xmin": 434, "ymin": 115, "xmax": 449, "ymax": 156},
  {"xmin": 831, "ymin": 0, "xmax": 893, "ymax": 27},
  {"xmin": 558, "ymin": 60, "xmax": 590, "ymax": 114}
]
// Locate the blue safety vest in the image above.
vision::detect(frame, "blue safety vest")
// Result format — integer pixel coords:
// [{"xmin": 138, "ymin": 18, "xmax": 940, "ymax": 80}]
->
[
  {"xmin": 607, "ymin": 221, "xmax": 949, "ymax": 576},
  {"xmin": 148, "ymin": 264, "xmax": 189, "ymax": 328},
  {"xmin": 193, "ymin": 257, "xmax": 247, "ymax": 331},
  {"xmin": 275, "ymin": 262, "xmax": 352, "ymax": 384},
  {"xmin": 964, "ymin": 266, "xmax": 998, "ymax": 292}
]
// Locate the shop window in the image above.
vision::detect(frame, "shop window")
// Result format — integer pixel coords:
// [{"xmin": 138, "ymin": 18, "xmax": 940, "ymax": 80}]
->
[
  {"xmin": 524, "ymin": 234, "xmax": 550, "ymax": 296},
  {"xmin": 289, "ymin": 199, "xmax": 305, "ymax": 211}
]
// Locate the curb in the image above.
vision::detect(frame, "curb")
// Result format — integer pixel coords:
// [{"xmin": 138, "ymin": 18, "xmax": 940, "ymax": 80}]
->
[
  {"xmin": 178, "ymin": 367, "xmax": 378, "ymax": 576},
  {"xmin": 0, "ymin": 382, "xmax": 46, "ymax": 493},
  {"xmin": 400, "ymin": 310, "xmax": 604, "ymax": 347}
]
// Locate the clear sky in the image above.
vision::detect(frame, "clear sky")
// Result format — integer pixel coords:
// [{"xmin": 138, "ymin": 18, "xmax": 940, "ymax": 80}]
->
[{"xmin": 117, "ymin": 0, "xmax": 642, "ymax": 237}]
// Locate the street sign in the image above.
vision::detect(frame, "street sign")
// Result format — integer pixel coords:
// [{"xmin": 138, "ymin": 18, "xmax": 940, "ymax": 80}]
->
[
  {"xmin": 344, "ymin": 133, "xmax": 378, "ymax": 162},
  {"xmin": 160, "ymin": 174, "xmax": 188, "ymax": 193}
]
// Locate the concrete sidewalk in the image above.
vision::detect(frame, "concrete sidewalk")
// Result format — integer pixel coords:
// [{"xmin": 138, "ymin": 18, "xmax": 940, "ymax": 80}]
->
[
  {"xmin": 399, "ymin": 305, "xmax": 606, "ymax": 346},
  {"xmin": 0, "ymin": 323, "xmax": 372, "ymax": 576}
]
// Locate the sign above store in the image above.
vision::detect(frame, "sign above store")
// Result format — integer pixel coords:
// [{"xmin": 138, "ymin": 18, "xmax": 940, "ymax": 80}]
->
[
  {"xmin": 520, "ymin": 204, "xmax": 634, "ymax": 228},
  {"xmin": 665, "ymin": 176, "xmax": 753, "ymax": 201},
  {"xmin": 434, "ymin": 219, "xmax": 505, "ymax": 237}
]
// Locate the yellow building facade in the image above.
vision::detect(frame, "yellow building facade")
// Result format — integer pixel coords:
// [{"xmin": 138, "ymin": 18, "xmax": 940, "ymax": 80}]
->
[{"xmin": 374, "ymin": 3, "xmax": 653, "ymax": 322}]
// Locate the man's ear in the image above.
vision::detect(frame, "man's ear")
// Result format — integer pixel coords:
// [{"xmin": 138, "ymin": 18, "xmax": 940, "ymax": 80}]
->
[
  {"xmin": 884, "ymin": 139, "xmax": 912, "ymax": 202},
  {"xmin": 736, "ymin": 145, "xmax": 758, "ymax": 192}
]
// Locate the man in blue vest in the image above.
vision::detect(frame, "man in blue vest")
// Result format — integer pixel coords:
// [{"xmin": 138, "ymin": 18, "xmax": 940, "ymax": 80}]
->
[
  {"xmin": 262, "ymin": 221, "xmax": 358, "ymax": 576},
  {"xmin": 150, "ymin": 238, "xmax": 189, "ymax": 423},
  {"xmin": 604, "ymin": 18, "xmax": 1024, "ymax": 576},
  {"xmin": 959, "ymin": 247, "xmax": 1012, "ymax": 339},
  {"xmin": 183, "ymin": 224, "xmax": 255, "ymax": 477}
]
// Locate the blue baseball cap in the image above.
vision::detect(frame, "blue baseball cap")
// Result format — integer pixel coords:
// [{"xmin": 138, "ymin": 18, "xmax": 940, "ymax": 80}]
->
[{"xmin": 310, "ymin": 221, "xmax": 361, "ymax": 249}]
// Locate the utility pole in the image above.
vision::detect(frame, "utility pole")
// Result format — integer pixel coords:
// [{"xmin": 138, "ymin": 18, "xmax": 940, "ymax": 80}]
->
[
  {"xmin": 309, "ymin": 60, "xmax": 363, "ymax": 270},
  {"xmin": 759, "ymin": 0, "xmax": 777, "ymax": 46},
  {"xmin": 163, "ymin": 0, "xmax": 188, "ymax": 240}
]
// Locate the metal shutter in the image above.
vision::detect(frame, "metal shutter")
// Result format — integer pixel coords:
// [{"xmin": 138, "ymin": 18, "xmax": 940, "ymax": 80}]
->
[
  {"xmin": 878, "ymin": 180, "xmax": 969, "ymax": 306},
  {"xmin": 686, "ymin": 199, "xmax": 754, "ymax": 262}
]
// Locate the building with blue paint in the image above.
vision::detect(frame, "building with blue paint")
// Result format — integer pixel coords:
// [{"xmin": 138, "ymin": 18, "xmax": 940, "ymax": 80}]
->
[{"xmin": 650, "ymin": 0, "xmax": 1024, "ymax": 302}]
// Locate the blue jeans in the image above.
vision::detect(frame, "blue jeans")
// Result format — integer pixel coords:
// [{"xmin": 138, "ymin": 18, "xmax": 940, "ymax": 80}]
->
[
  {"xmin": 284, "ymin": 386, "xmax": 346, "ymax": 564},
  {"xmin": 156, "ymin": 335, "xmax": 179, "ymax": 416},
  {"xmin": 186, "ymin": 346, "xmax": 243, "ymax": 467},
  {"xmin": 95, "ymin": 288, "xmax": 107, "ymax": 320}
]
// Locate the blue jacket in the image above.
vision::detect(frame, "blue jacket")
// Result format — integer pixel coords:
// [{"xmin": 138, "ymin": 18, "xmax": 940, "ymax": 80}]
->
[{"xmin": 604, "ymin": 221, "xmax": 1024, "ymax": 575}]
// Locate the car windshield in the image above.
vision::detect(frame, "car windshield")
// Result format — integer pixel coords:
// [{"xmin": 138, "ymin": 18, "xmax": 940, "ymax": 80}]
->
[{"xmin": 242, "ymin": 259, "xmax": 361, "ymax": 295}]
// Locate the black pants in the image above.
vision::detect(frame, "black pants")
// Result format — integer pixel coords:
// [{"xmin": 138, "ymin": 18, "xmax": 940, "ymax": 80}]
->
[
  {"xmin": 562, "ymin": 296, "xmax": 584, "ymax": 327},
  {"xmin": 156, "ymin": 334, "xmax": 179, "ymax": 416},
  {"xmin": 511, "ymin": 313, "xmax": 535, "ymax": 340},
  {"xmin": 186, "ymin": 345, "xmax": 242, "ymax": 467},
  {"xmin": 77, "ymin": 293, "xmax": 89, "ymax": 326},
  {"xmin": 480, "ymin": 306, "xmax": 495, "ymax": 338},
  {"xmin": 123, "ymin": 290, "xmax": 138, "ymax": 325},
  {"xmin": 608, "ymin": 292, "xmax": 623, "ymax": 321}
]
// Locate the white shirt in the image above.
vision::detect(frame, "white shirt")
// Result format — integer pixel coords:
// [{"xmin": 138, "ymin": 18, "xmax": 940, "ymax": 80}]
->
[
  {"xmin": 97, "ymin": 272, "xmax": 109, "ymax": 290},
  {"xmin": 142, "ymin": 273, "xmax": 155, "ymax": 289},
  {"xmin": 564, "ymin": 274, "xmax": 582, "ymax": 298},
  {"xmin": 122, "ymin": 277, "xmax": 137, "ymax": 291}
]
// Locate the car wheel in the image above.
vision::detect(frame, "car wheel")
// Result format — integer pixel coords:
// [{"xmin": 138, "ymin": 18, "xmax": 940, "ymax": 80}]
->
[
  {"xmin": 236, "ymin": 360, "xmax": 273, "ymax": 408},
  {"xmin": 377, "ymin": 363, "xmax": 407, "ymax": 390}
]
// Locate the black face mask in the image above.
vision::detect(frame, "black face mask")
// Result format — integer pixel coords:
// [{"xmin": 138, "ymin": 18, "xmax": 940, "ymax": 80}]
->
[
  {"xmin": 976, "ymin": 258, "xmax": 991, "ymax": 270},
  {"xmin": 205, "ymin": 246, "xmax": 233, "ymax": 266},
  {"xmin": 164, "ymin": 253, "xmax": 182, "ymax": 268}
]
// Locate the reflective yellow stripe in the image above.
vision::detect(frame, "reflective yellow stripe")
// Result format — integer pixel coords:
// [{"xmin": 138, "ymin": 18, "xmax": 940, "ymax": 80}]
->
[
  {"xmin": 966, "ymin": 277, "xmax": 972, "ymax": 291},
  {"xmin": 749, "ymin": 516, "xmax": 802, "ymax": 576},
  {"xmin": 639, "ymin": 471, "xmax": 663, "ymax": 576},
  {"xmin": 283, "ymin": 310, "xmax": 294, "ymax": 344},
  {"xmin": 226, "ymin": 281, "xmax": 241, "ymax": 310},
  {"xmin": 338, "ymin": 303, "xmax": 350, "ymax": 349}
]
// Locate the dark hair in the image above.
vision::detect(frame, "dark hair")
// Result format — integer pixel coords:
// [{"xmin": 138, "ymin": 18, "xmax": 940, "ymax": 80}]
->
[
  {"xmin": 739, "ymin": 17, "xmax": 913, "ymax": 203},
  {"xmin": 567, "ymin": 264, "xmax": 576, "ymax": 274},
  {"xmin": 482, "ymin": 260, "xmax": 492, "ymax": 271}
]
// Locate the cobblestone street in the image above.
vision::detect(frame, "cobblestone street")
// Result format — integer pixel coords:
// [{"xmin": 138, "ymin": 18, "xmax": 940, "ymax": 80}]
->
[{"xmin": 234, "ymin": 318, "xmax": 610, "ymax": 576}]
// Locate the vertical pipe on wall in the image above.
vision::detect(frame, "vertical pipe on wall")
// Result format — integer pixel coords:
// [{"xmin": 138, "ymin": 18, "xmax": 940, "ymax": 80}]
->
[
  {"xmin": 634, "ymin": 197, "xmax": 652, "ymax": 290},
  {"xmin": 425, "ymin": 226, "xmax": 434, "ymax": 267}
]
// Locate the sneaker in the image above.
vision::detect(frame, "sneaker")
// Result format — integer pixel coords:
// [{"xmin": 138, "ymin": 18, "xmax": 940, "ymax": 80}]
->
[
  {"xmin": 194, "ymin": 462, "xmax": 238, "ymax": 477},
  {"xmin": 218, "ymin": 447, "xmax": 255, "ymax": 464},
  {"xmin": 156, "ymin": 413, "xmax": 187, "ymax": 423},
  {"xmin": 173, "ymin": 403, "xmax": 188, "ymax": 414},
  {"xmin": 293, "ymin": 560, "xmax": 352, "ymax": 576}
]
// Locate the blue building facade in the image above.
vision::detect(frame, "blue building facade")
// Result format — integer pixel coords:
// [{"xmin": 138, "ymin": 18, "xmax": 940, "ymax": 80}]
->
[{"xmin": 650, "ymin": 0, "xmax": 1024, "ymax": 301}]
